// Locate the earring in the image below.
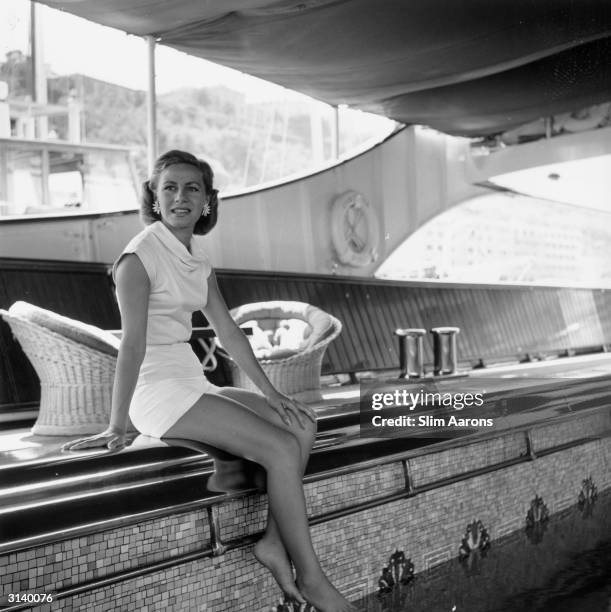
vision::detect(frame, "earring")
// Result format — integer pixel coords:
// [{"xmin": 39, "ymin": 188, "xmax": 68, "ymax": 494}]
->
[
  {"xmin": 153, "ymin": 200, "xmax": 161, "ymax": 215},
  {"xmin": 201, "ymin": 199, "xmax": 211, "ymax": 217}
]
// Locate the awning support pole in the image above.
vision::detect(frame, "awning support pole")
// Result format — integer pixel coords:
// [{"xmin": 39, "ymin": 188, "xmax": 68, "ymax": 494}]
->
[
  {"xmin": 332, "ymin": 105, "xmax": 340, "ymax": 159},
  {"xmin": 31, "ymin": 3, "xmax": 48, "ymax": 140},
  {"xmin": 146, "ymin": 35, "xmax": 158, "ymax": 174}
]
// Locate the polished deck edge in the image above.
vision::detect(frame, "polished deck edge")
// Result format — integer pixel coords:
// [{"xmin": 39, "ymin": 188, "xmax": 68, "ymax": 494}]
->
[{"xmin": 1, "ymin": 404, "xmax": 608, "ymax": 556}]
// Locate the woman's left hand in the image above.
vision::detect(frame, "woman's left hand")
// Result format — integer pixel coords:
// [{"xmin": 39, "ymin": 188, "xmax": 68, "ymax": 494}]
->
[{"xmin": 265, "ymin": 390, "xmax": 317, "ymax": 429}]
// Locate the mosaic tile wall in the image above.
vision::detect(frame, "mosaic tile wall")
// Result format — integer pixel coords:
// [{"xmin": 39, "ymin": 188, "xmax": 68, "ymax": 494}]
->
[
  {"xmin": 530, "ymin": 410, "xmax": 609, "ymax": 451},
  {"xmin": 1, "ymin": 509, "xmax": 209, "ymax": 602},
  {"xmin": 304, "ymin": 463, "xmax": 406, "ymax": 516},
  {"xmin": 2, "ymin": 411, "xmax": 609, "ymax": 612},
  {"xmin": 408, "ymin": 430, "xmax": 527, "ymax": 487}
]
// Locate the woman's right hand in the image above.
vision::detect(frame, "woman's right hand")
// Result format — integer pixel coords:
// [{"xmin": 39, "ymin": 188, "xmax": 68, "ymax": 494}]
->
[{"xmin": 61, "ymin": 427, "xmax": 126, "ymax": 452}]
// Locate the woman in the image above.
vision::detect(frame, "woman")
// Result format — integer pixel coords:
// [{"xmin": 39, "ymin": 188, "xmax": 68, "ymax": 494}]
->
[{"xmin": 62, "ymin": 150, "xmax": 355, "ymax": 612}]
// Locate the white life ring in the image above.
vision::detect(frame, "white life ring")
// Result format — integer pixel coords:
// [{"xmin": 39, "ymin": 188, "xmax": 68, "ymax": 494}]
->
[
  {"xmin": 330, "ymin": 191, "xmax": 380, "ymax": 267},
  {"xmin": 555, "ymin": 103, "xmax": 610, "ymax": 133}
]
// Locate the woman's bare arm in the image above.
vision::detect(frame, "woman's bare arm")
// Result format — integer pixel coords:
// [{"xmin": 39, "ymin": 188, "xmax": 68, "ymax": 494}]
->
[
  {"xmin": 109, "ymin": 255, "xmax": 150, "ymax": 433},
  {"xmin": 202, "ymin": 270, "xmax": 316, "ymax": 427},
  {"xmin": 62, "ymin": 254, "xmax": 149, "ymax": 450}
]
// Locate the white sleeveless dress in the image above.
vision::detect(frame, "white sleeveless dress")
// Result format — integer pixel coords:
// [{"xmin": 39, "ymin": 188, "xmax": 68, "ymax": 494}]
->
[{"xmin": 113, "ymin": 221, "xmax": 221, "ymax": 437}]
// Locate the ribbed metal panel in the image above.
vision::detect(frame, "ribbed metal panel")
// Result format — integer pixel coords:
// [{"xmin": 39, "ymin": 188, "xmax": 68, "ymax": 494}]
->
[{"xmin": 2, "ymin": 258, "xmax": 610, "ymax": 407}]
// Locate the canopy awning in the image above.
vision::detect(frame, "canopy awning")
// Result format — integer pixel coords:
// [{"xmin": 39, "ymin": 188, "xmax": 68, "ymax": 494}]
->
[{"xmin": 34, "ymin": 0, "xmax": 611, "ymax": 137}]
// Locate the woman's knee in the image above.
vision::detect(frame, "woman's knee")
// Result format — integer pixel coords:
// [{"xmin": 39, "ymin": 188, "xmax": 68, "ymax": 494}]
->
[
  {"xmin": 293, "ymin": 417, "xmax": 316, "ymax": 447},
  {"xmin": 261, "ymin": 429, "xmax": 301, "ymax": 470}
]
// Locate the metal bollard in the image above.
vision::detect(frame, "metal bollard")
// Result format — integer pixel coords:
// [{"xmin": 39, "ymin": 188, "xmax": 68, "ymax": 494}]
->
[
  {"xmin": 394, "ymin": 328, "xmax": 426, "ymax": 378},
  {"xmin": 430, "ymin": 326, "xmax": 460, "ymax": 375}
]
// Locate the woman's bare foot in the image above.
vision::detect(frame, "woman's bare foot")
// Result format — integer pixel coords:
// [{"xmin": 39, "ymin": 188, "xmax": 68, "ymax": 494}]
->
[
  {"xmin": 297, "ymin": 575, "xmax": 357, "ymax": 612},
  {"xmin": 254, "ymin": 537, "xmax": 305, "ymax": 603}
]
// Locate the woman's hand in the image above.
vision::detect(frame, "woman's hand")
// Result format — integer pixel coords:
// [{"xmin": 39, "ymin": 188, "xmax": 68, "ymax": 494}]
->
[
  {"xmin": 61, "ymin": 427, "xmax": 126, "ymax": 452},
  {"xmin": 265, "ymin": 390, "xmax": 317, "ymax": 429}
]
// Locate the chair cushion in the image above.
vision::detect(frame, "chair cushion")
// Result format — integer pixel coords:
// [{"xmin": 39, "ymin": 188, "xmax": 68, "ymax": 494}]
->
[
  {"xmin": 273, "ymin": 319, "xmax": 310, "ymax": 350},
  {"xmin": 300, "ymin": 307, "xmax": 334, "ymax": 350},
  {"xmin": 239, "ymin": 319, "xmax": 305, "ymax": 360},
  {"xmin": 8, "ymin": 301, "xmax": 120, "ymax": 356},
  {"xmin": 231, "ymin": 301, "xmax": 338, "ymax": 360}
]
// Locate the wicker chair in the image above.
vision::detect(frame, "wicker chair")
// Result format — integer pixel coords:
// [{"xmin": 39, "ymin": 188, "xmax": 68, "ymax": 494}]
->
[
  {"xmin": 0, "ymin": 301, "xmax": 134, "ymax": 436},
  {"xmin": 220, "ymin": 301, "xmax": 342, "ymax": 395}
]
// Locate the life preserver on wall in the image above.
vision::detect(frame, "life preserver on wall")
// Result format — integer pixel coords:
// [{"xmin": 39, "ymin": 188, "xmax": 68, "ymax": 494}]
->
[
  {"xmin": 555, "ymin": 103, "xmax": 610, "ymax": 133},
  {"xmin": 330, "ymin": 190, "xmax": 380, "ymax": 267}
]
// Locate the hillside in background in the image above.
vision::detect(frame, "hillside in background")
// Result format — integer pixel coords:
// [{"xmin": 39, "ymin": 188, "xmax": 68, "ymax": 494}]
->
[
  {"xmin": 46, "ymin": 74, "xmax": 336, "ymax": 190},
  {"xmin": 1, "ymin": 47, "xmax": 390, "ymax": 192}
]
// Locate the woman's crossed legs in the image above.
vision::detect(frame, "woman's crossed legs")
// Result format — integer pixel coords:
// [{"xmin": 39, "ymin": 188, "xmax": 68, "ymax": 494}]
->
[{"xmin": 162, "ymin": 388, "xmax": 355, "ymax": 612}]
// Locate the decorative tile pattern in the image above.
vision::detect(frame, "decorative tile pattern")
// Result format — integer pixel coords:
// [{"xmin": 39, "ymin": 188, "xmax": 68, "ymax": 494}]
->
[
  {"xmin": 372, "ymin": 550, "xmax": 414, "ymax": 612},
  {"xmin": 422, "ymin": 546, "xmax": 453, "ymax": 571},
  {"xmin": 525, "ymin": 495, "xmax": 550, "ymax": 544},
  {"xmin": 458, "ymin": 520, "xmax": 490, "ymax": 558},
  {"xmin": 458, "ymin": 520, "xmax": 491, "ymax": 576},
  {"xmin": 389, "ymin": 549, "xmax": 415, "ymax": 585},
  {"xmin": 578, "ymin": 476, "xmax": 598, "ymax": 517},
  {"xmin": 376, "ymin": 549, "xmax": 414, "ymax": 595}
]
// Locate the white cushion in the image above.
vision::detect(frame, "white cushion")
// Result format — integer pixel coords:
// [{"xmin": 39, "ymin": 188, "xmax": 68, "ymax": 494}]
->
[{"xmin": 8, "ymin": 301, "xmax": 119, "ymax": 356}]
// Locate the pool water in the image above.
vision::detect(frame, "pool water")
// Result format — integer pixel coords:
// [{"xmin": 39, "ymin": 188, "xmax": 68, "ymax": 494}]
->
[{"xmin": 355, "ymin": 491, "xmax": 611, "ymax": 612}]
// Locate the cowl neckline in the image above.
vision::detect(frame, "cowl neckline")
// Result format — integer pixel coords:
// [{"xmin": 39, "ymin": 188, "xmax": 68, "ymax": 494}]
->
[{"xmin": 150, "ymin": 221, "xmax": 208, "ymax": 271}]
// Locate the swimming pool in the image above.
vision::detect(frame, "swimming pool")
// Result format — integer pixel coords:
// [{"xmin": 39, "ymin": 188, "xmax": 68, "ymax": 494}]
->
[{"xmin": 354, "ymin": 490, "xmax": 611, "ymax": 612}]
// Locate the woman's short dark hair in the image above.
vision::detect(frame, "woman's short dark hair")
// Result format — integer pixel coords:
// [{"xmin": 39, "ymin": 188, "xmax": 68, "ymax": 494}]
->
[{"xmin": 141, "ymin": 150, "xmax": 219, "ymax": 235}]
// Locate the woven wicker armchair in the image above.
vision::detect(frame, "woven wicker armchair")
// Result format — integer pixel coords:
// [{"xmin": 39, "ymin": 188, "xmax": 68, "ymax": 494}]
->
[
  {"xmin": 220, "ymin": 301, "xmax": 342, "ymax": 395},
  {"xmin": 0, "ymin": 301, "xmax": 134, "ymax": 436}
]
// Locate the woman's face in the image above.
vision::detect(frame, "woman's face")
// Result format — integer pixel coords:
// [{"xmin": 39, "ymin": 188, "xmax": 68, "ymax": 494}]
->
[{"xmin": 155, "ymin": 163, "xmax": 208, "ymax": 232}]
